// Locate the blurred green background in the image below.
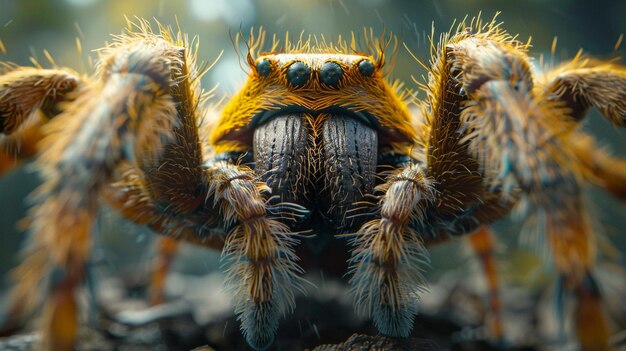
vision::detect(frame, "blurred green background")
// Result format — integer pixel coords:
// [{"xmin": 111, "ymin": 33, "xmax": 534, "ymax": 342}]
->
[{"xmin": 0, "ymin": 0, "xmax": 625, "ymax": 315}]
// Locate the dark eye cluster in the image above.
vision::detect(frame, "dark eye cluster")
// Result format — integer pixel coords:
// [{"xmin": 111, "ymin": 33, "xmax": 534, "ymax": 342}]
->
[{"xmin": 255, "ymin": 58, "xmax": 375, "ymax": 88}]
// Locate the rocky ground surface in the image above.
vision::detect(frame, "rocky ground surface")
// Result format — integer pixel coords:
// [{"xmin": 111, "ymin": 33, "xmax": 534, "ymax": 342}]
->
[
  {"xmin": 0, "ymin": 271, "xmax": 537, "ymax": 351},
  {"xmin": 1, "ymin": 260, "xmax": 625, "ymax": 350}
]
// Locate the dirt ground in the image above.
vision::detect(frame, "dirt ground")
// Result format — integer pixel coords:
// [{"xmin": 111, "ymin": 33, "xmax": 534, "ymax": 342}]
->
[{"xmin": 0, "ymin": 269, "xmax": 555, "ymax": 351}]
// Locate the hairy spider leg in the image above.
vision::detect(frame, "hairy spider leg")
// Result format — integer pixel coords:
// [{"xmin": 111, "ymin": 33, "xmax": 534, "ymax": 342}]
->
[
  {"xmin": 0, "ymin": 117, "xmax": 45, "ymax": 174},
  {"xmin": 449, "ymin": 33, "xmax": 624, "ymax": 350},
  {"xmin": 0, "ymin": 67, "xmax": 82, "ymax": 175},
  {"xmin": 102, "ymin": 165, "xmax": 227, "ymax": 247},
  {"xmin": 347, "ymin": 164, "xmax": 436, "ymax": 337},
  {"xmin": 467, "ymin": 226, "xmax": 503, "ymax": 341},
  {"xmin": 0, "ymin": 64, "xmax": 83, "ymax": 339},
  {"xmin": 537, "ymin": 57, "xmax": 626, "ymax": 351},
  {"xmin": 106, "ymin": 158, "xmax": 307, "ymax": 351},
  {"xmin": 3, "ymin": 35, "xmax": 182, "ymax": 350},
  {"xmin": 117, "ymin": 22, "xmax": 210, "ymax": 310},
  {"xmin": 347, "ymin": 21, "xmax": 519, "ymax": 341},
  {"xmin": 539, "ymin": 59, "xmax": 626, "ymax": 203},
  {"xmin": 206, "ymin": 161, "xmax": 306, "ymax": 350},
  {"xmin": 149, "ymin": 237, "xmax": 179, "ymax": 306}
]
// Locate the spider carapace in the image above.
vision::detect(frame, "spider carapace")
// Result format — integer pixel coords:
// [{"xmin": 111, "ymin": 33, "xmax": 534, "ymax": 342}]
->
[
  {"xmin": 214, "ymin": 52, "xmax": 417, "ymax": 234},
  {"xmin": 1, "ymin": 17, "xmax": 626, "ymax": 351}
]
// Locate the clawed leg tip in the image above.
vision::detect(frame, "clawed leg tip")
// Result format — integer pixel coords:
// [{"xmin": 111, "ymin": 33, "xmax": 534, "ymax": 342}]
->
[
  {"xmin": 240, "ymin": 302, "xmax": 280, "ymax": 351},
  {"xmin": 246, "ymin": 333, "xmax": 275, "ymax": 351},
  {"xmin": 374, "ymin": 306, "xmax": 416, "ymax": 339}
]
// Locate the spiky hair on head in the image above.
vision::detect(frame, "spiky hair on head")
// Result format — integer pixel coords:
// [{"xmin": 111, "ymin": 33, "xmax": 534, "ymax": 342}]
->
[{"xmin": 232, "ymin": 27, "xmax": 401, "ymax": 78}]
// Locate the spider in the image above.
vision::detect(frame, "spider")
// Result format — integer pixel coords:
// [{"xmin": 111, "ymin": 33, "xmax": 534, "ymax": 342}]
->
[{"xmin": 1, "ymin": 16, "xmax": 625, "ymax": 351}]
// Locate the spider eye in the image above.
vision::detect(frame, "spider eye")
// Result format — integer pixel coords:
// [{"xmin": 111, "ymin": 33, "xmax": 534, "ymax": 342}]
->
[
  {"xmin": 320, "ymin": 61, "xmax": 343, "ymax": 87},
  {"xmin": 256, "ymin": 59, "xmax": 271, "ymax": 77},
  {"xmin": 286, "ymin": 61, "xmax": 310, "ymax": 87},
  {"xmin": 358, "ymin": 59, "xmax": 375, "ymax": 77}
]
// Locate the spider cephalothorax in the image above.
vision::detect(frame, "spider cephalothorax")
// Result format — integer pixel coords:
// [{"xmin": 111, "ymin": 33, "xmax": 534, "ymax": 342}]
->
[
  {"xmin": 1, "ymin": 17, "xmax": 626, "ymax": 351},
  {"xmin": 214, "ymin": 50, "xmax": 416, "ymax": 231}
]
